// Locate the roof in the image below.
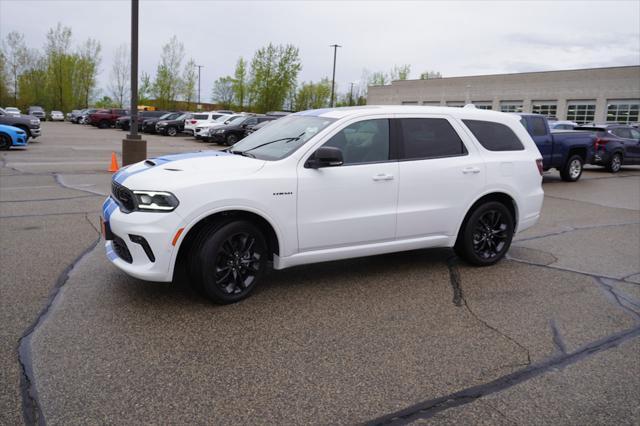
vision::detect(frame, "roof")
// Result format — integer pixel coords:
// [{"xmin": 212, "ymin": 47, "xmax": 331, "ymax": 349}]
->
[{"xmin": 294, "ymin": 105, "xmax": 516, "ymax": 121}]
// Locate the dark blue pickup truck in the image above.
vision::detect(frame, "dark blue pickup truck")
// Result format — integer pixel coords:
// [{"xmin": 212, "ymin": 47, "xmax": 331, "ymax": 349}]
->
[{"xmin": 517, "ymin": 113, "xmax": 596, "ymax": 182}]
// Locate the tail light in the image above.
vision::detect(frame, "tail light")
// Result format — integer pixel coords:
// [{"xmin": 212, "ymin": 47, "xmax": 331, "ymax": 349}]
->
[
  {"xmin": 536, "ymin": 159, "xmax": 543, "ymax": 176},
  {"xmin": 190, "ymin": 120, "xmax": 197, "ymax": 124}
]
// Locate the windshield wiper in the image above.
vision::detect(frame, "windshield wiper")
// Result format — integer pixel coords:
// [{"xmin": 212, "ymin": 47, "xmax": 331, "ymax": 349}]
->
[
  {"xmin": 239, "ymin": 132, "xmax": 306, "ymax": 154},
  {"xmin": 230, "ymin": 150, "xmax": 255, "ymax": 158}
]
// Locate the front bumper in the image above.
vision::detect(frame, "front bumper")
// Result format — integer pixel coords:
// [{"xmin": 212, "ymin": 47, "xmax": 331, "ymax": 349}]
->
[
  {"xmin": 29, "ymin": 127, "xmax": 41, "ymax": 138},
  {"xmin": 101, "ymin": 197, "xmax": 184, "ymax": 282},
  {"xmin": 209, "ymin": 132, "xmax": 226, "ymax": 143}
]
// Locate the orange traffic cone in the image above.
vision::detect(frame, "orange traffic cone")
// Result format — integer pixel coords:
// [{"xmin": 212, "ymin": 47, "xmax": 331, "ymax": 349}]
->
[{"xmin": 109, "ymin": 152, "xmax": 120, "ymax": 172}]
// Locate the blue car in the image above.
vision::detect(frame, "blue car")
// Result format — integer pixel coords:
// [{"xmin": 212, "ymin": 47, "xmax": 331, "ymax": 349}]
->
[{"xmin": 0, "ymin": 124, "xmax": 28, "ymax": 150}]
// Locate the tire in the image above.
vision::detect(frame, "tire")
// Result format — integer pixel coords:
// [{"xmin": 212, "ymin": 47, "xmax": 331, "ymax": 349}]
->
[
  {"xmin": 189, "ymin": 220, "xmax": 267, "ymax": 304},
  {"xmin": 98, "ymin": 120, "xmax": 109, "ymax": 129},
  {"xmin": 606, "ymin": 153, "xmax": 622, "ymax": 173},
  {"xmin": 166, "ymin": 126, "xmax": 177, "ymax": 136},
  {"xmin": 0, "ymin": 133, "xmax": 11, "ymax": 150},
  {"xmin": 454, "ymin": 201, "xmax": 514, "ymax": 266},
  {"xmin": 16, "ymin": 125, "xmax": 31, "ymax": 140},
  {"xmin": 560, "ymin": 154, "xmax": 583, "ymax": 182},
  {"xmin": 225, "ymin": 134, "xmax": 238, "ymax": 146}
]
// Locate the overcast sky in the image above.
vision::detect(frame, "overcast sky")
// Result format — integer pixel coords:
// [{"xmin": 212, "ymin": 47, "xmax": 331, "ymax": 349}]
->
[{"xmin": 1, "ymin": 0, "xmax": 639, "ymax": 101}]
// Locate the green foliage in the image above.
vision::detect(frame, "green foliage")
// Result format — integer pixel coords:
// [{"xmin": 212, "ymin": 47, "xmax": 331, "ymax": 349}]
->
[
  {"xmin": 211, "ymin": 76, "xmax": 234, "ymax": 109},
  {"xmin": 181, "ymin": 58, "xmax": 197, "ymax": 109},
  {"xmin": 390, "ymin": 64, "xmax": 411, "ymax": 81},
  {"xmin": 248, "ymin": 44, "xmax": 301, "ymax": 113},
  {"xmin": 74, "ymin": 38, "xmax": 101, "ymax": 108},
  {"xmin": 369, "ymin": 71, "xmax": 387, "ymax": 86},
  {"xmin": 294, "ymin": 78, "xmax": 331, "ymax": 111},
  {"xmin": 420, "ymin": 70, "xmax": 443, "ymax": 79},
  {"xmin": 232, "ymin": 57, "xmax": 247, "ymax": 109},
  {"xmin": 94, "ymin": 95, "xmax": 116, "ymax": 108},
  {"xmin": 138, "ymin": 72, "xmax": 153, "ymax": 104},
  {"xmin": 152, "ymin": 36, "xmax": 185, "ymax": 110},
  {"xmin": 0, "ymin": 50, "xmax": 10, "ymax": 106}
]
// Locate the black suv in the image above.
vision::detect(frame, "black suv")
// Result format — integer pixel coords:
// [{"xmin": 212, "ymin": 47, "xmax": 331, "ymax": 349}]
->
[
  {"xmin": 576, "ymin": 124, "xmax": 640, "ymax": 172},
  {"xmin": 141, "ymin": 112, "xmax": 183, "ymax": 133},
  {"xmin": 156, "ymin": 113, "xmax": 191, "ymax": 136},
  {"xmin": 208, "ymin": 115, "xmax": 277, "ymax": 145},
  {"xmin": 116, "ymin": 110, "xmax": 167, "ymax": 131}
]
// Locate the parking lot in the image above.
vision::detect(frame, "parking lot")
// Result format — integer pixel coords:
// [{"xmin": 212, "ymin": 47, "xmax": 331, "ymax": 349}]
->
[{"xmin": 1, "ymin": 122, "xmax": 639, "ymax": 424}]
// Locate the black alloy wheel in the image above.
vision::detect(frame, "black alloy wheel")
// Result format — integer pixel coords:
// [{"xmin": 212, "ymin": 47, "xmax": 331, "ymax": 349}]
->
[
  {"xmin": 226, "ymin": 134, "xmax": 238, "ymax": 146},
  {"xmin": 455, "ymin": 201, "xmax": 514, "ymax": 266},
  {"xmin": 189, "ymin": 220, "xmax": 267, "ymax": 304},
  {"xmin": 98, "ymin": 120, "xmax": 109, "ymax": 129},
  {"xmin": 166, "ymin": 126, "xmax": 178, "ymax": 136},
  {"xmin": 0, "ymin": 134, "xmax": 11, "ymax": 150}
]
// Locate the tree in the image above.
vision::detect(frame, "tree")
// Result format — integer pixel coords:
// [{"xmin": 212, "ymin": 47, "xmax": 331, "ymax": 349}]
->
[
  {"xmin": 138, "ymin": 71, "xmax": 153, "ymax": 104},
  {"xmin": 232, "ymin": 57, "xmax": 247, "ymax": 110},
  {"xmin": 181, "ymin": 58, "xmax": 197, "ymax": 109},
  {"xmin": 108, "ymin": 44, "xmax": 129, "ymax": 108},
  {"xmin": 248, "ymin": 44, "xmax": 301, "ymax": 112},
  {"xmin": 390, "ymin": 64, "xmax": 411, "ymax": 81},
  {"xmin": 294, "ymin": 78, "xmax": 331, "ymax": 111},
  {"xmin": 45, "ymin": 23, "xmax": 75, "ymax": 111},
  {"xmin": 74, "ymin": 38, "xmax": 101, "ymax": 108},
  {"xmin": 0, "ymin": 50, "xmax": 10, "ymax": 106},
  {"xmin": 3, "ymin": 31, "xmax": 31, "ymax": 104},
  {"xmin": 420, "ymin": 70, "xmax": 442, "ymax": 79},
  {"xmin": 369, "ymin": 71, "xmax": 387, "ymax": 86},
  {"xmin": 211, "ymin": 76, "xmax": 234, "ymax": 109},
  {"xmin": 18, "ymin": 54, "xmax": 48, "ymax": 109},
  {"xmin": 153, "ymin": 36, "xmax": 185, "ymax": 109},
  {"xmin": 94, "ymin": 95, "xmax": 116, "ymax": 108}
]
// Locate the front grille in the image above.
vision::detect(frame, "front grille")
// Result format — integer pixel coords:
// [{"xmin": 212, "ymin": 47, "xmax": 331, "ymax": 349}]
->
[
  {"xmin": 112, "ymin": 180, "xmax": 135, "ymax": 212},
  {"xmin": 112, "ymin": 234, "xmax": 133, "ymax": 263}
]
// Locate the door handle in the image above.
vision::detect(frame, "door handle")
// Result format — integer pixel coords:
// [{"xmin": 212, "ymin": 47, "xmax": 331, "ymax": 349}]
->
[
  {"xmin": 462, "ymin": 167, "xmax": 481, "ymax": 174},
  {"xmin": 372, "ymin": 173, "xmax": 394, "ymax": 181}
]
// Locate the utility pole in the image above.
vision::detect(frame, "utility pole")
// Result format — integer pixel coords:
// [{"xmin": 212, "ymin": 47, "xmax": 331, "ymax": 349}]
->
[
  {"xmin": 349, "ymin": 82, "xmax": 355, "ymax": 106},
  {"xmin": 122, "ymin": 0, "xmax": 146, "ymax": 165},
  {"xmin": 196, "ymin": 64, "xmax": 204, "ymax": 106},
  {"xmin": 329, "ymin": 44, "xmax": 341, "ymax": 108}
]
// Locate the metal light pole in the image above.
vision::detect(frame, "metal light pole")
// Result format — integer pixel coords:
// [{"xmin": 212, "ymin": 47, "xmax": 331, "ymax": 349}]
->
[
  {"xmin": 329, "ymin": 44, "xmax": 341, "ymax": 107},
  {"xmin": 196, "ymin": 64, "xmax": 204, "ymax": 106},
  {"xmin": 122, "ymin": 0, "xmax": 146, "ymax": 165},
  {"xmin": 349, "ymin": 82, "xmax": 355, "ymax": 106}
]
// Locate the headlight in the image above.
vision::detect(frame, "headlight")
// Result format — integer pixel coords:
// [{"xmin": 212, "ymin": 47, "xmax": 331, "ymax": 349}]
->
[
  {"xmin": 132, "ymin": 190, "xmax": 179, "ymax": 212},
  {"xmin": 157, "ymin": 122, "xmax": 166, "ymax": 127},
  {"xmin": 30, "ymin": 119, "xmax": 40, "ymax": 125},
  {"xmin": 215, "ymin": 129, "xmax": 225, "ymax": 134}
]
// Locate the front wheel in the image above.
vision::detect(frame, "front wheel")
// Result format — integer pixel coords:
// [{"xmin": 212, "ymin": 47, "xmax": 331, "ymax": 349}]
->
[
  {"xmin": 0, "ymin": 134, "xmax": 11, "ymax": 150},
  {"xmin": 225, "ymin": 134, "xmax": 238, "ymax": 146},
  {"xmin": 98, "ymin": 120, "xmax": 109, "ymax": 129},
  {"xmin": 560, "ymin": 154, "xmax": 583, "ymax": 182},
  {"xmin": 166, "ymin": 126, "xmax": 177, "ymax": 136},
  {"xmin": 189, "ymin": 220, "xmax": 267, "ymax": 304},
  {"xmin": 607, "ymin": 153, "xmax": 622, "ymax": 173},
  {"xmin": 455, "ymin": 201, "xmax": 514, "ymax": 266}
]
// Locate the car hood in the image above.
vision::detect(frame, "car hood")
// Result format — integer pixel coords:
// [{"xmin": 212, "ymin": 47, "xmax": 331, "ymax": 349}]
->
[{"xmin": 112, "ymin": 150, "xmax": 265, "ymax": 190}]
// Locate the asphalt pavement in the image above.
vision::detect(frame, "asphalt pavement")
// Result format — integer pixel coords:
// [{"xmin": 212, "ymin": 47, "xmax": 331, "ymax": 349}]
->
[{"xmin": 1, "ymin": 122, "xmax": 639, "ymax": 425}]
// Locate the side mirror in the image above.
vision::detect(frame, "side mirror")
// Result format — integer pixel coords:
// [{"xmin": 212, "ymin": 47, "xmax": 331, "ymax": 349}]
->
[{"xmin": 306, "ymin": 146, "xmax": 344, "ymax": 169}]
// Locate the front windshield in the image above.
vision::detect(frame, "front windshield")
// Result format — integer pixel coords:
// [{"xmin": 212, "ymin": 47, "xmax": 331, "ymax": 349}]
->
[
  {"xmin": 231, "ymin": 115, "xmax": 336, "ymax": 160},
  {"xmin": 159, "ymin": 113, "xmax": 173, "ymax": 120},
  {"xmin": 214, "ymin": 115, "xmax": 231, "ymax": 122},
  {"xmin": 225, "ymin": 116, "xmax": 245, "ymax": 125}
]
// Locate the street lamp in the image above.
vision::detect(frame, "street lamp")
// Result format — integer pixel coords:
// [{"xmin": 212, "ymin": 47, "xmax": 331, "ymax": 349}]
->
[
  {"xmin": 122, "ymin": 0, "xmax": 146, "ymax": 166},
  {"xmin": 329, "ymin": 44, "xmax": 341, "ymax": 108},
  {"xmin": 196, "ymin": 64, "xmax": 204, "ymax": 107}
]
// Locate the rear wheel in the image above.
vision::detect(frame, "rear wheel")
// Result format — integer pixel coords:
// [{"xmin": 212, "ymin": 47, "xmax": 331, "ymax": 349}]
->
[
  {"xmin": 98, "ymin": 120, "xmax": 109, "ymax": 129},
  {"xmin": 560, "ymin": 154, "xmax": 583, "ymax": 182},
  {"xmin": 0, "ymin": 133, "xmax": 11, "ymax": 150},
  {"xmin": 189, "ymin": 220, "xmax": 267, "ymax": 304},
  {"xmin": 607, "ymin": 153, "xmax": 622, "ymax": 173},
  {"xmin": 225, "ymin": 134, "xmax": 238, "ymax": 146},
  {"xmin": 455, "ymin": 201, "xmax": 514, "ymax": 266},
  {"xmin": 166, "ymin": 126, "xmax": 177, "ymax": 136}
]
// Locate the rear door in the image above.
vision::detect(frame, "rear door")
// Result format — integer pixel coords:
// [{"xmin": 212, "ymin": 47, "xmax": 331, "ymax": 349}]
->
[{"xmin": 395, "ymin": 115, "xmax": 485, "ymax": 239}]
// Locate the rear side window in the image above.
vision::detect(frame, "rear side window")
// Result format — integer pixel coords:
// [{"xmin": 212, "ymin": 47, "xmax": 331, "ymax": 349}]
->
[
  {"xmin": 399, "ymin": 118, "xmax": 467, "ymax": 160},
  {"xmin": 193, "ymin": 114, "xmax": 208, "ymax": 119},
  {"xmin": 463, "ymin": 120, "xmax": 524, "ymax": 151},
  {"xmin": 612, "ymin": 128, "xmax": 631, "ymax": 139},
  {"xmin": 529, "ymin": 117, "xmax": 547, "ymax": 136}
]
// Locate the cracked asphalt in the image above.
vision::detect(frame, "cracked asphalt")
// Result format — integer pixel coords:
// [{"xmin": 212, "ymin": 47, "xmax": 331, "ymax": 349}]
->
[{"xmin": 1, "ymin": 122, "xmax": 639, "ymax": 425}]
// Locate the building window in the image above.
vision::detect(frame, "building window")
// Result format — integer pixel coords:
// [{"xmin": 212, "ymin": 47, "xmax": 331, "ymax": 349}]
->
[
  {"xmin": 566, "ymin": 101, "xmax": 596, "ymax": 124},
  {"xmin": 401, "ymin": 101, "xmax": 418, "ymax": 105},
  {"xmin": 606, "ymin": 100, "xmax": 639, "ymax": 124},
  {"xmin": 473, "ymin": 102, "xmax": 492, "ymax": 110},
  {"xmin": 446, "ymin": 101, "xmax": 465, "ymax": 108},
  {"xmin": 500, "ymin": 101, "xmax": 523, "ymax": 113},
  {"xmin": 422, "ymin": 101, "xmax": 441, "ymax": 105},
  {"xmin": 532, "ymin": 101, "xmax": 557, "ymax": 118}
]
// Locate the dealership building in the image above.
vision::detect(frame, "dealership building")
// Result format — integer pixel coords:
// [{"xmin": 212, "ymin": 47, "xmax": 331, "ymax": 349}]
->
[{"xmin": 366, "ymin": 65, "xmax": 640, "ymax": 124}]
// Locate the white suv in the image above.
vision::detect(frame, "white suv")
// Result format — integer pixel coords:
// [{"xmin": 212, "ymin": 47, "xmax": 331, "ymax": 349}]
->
[
  {"xmin": 184, "ymin": 111, "xmax": 230, "ymax": 135},
  {"xmin": 102, "ymin": 106, "xmax": 543, "ymax": 304}
]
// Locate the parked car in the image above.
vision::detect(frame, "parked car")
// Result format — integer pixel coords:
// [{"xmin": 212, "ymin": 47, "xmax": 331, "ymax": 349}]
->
[
  {"xmin": 140, "ymin": 112, "xmax": 182, "ymax": 133},
  {"xmin": 116, "ymin": 110, "xmax": 167, "ymax": 131},
  {"xmin": 574, "ymin": 124, "xmax": 640, "ymax": 172},
  {"xmin": 244, "ymin": 119, "xmax": 274, "ymax": 137},
  {"xmin": 28, "ymin": 106, "xmax": 46, "ymax": 121},
  {"xmin": 517, "ymin": 113, "xmax": 596, "ymax": 181},
  {"xmin": 548, "ymin": 120, "xmax": 578, "ymax": 130},
  {"xmin": 88, "ymin": 108, "xmax": 129, "ymax": 128},
  {"xmin": 50, "ymin": 110, "xmax": 65, "ymax": 121},
  {"xmin": 0, "ymin": 107, "xmax": 41, "ymax": 139},
  {"xmin": 208, "ymin": 115, "xmax": 278, "ymax": 145},
  {"xmin": 0, "ymin": 124, "xmax": 28, "ymax": 150},
  {"xmin": 155, "ymin": 113, "xmax": 192, "ymax": 136},
  {"xmin": 194, "ymin": 114, "xmax": 243, "ymax": 140},
  {"xmin": 101, "ymin": 106, "xmax": 544, "ymax": 304},
  {"xmin": 67, "ymin": 109, "xmax": 82, "ymax": 121},
  {"xmin": 4, "ymin": 107, "xmax": 21, "ymax": 116},
  {"xmin": 77, "ymin": 109, "xmax": 99, "ymax": 124},
  {"xmin": 184, "ymin": 111, "xmax": 230, "ymax": 135}
]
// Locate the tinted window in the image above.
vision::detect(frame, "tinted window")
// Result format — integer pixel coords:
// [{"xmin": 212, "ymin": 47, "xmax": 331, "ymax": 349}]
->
[
  {"xmin": 612, "ymin": 128, "xmax": 632, "ymax": 139},
  {"xmin": 463, "ymin": 120, "xmax": 524, "ymax": 151},
  {"xmin": 244, "ymin": 118, "xmax": 258, "ymax": 126},
  {"xmin": 399, "ymin": 118, "xmax": 467, "ymax": 159},
  {"xmin": 529, "ymin": 117, "xmax": 547, "ymax": 136},
  {"xmin": 193, "ymin": 114, "xmax": 209, "ymax": 119},
  {"xmin": 324, "ymin": 119, "xmax": 389, "ymax": 165},
  {"xmin": 630, "ymin": 129, "xmax": 640, "ymax": 140}
]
